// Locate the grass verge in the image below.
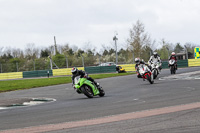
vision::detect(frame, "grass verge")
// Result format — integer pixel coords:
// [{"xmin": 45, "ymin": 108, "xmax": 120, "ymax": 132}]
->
[{"xmin": 0, "ymin": 72, "xmax": 135, "ymax": 93}]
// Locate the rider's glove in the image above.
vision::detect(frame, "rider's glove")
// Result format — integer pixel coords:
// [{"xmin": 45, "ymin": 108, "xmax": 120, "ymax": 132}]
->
[{"xmin": 84, "ymin": 74, "xmax": 88, "ymax": 78}]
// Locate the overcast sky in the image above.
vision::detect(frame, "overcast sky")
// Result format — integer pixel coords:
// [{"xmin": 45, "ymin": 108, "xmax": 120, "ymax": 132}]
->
[{"xmin": 0, "ymin": 0, "xmax": 200, "ymax": 51}]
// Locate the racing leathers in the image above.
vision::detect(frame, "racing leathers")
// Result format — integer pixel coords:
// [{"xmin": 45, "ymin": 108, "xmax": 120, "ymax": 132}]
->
[
  {"xmin": 72, "ymin": 70, "xmax": 100, "ymax": 92},
  {"xmin": 135, "ymin": 60, "xmax": 149, "ymax": 78},
  {"xmin": 148, "ymin": 55, "xmax": 162, "ymax": 71}
]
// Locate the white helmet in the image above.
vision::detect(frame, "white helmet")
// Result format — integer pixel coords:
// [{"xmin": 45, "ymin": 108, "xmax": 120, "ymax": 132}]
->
[
  {"xmin": 135, "ymin": 58, "xmax": 140, "ymax": 64},
  {"xmin": 171, "ymin": 52, "xmax": 175, "ymax": 55},
  {"xmin": 71, "ymin": 67, "xmax": 78, "ymax": 74},
  {"xmin": 153, "ymin": 51, "xmax": 158, "ymax": 58}
]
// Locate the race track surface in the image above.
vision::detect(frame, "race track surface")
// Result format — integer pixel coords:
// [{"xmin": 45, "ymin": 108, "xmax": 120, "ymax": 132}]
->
[{"xmin": 0, "ymin": 67, "xmax": 200, "ymax": 133}]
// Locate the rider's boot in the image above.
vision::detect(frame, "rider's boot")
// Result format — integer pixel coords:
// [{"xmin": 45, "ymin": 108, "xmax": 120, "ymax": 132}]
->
[{"xmin": 94, "ymin": 81, "xmax": 102, "ymax": 90}]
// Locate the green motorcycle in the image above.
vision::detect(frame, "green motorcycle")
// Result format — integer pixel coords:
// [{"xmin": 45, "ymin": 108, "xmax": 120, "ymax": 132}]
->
[{"xmin": 74, "ymin": 76, "xmax": 105, "ymax": 98}]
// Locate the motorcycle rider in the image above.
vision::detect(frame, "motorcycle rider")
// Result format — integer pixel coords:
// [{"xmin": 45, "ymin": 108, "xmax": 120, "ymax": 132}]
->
[
  {"xmin": 148, "ymin": 51, "xmax": 162, "ymax": 72},
  {"xmin": 169, "ymin": 52, "xmax": 178, "ymax": 70},
  {"xmin": 135, "ymin": 58, "xmax": 149, "ymax": 78},
  {"xmin": 71, "ymin": 67, "xmax": 101, "ymax": 92}
]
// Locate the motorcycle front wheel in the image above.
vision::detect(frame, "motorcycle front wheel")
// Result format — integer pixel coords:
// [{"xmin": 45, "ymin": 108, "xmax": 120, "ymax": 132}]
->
[
  {"xmin": 170, "ymin": 66, "xmax": 176, "ymax": 74},
  {"xmin": 98, "ymin": 87, "xmax": 105, "ymax": 97},
  {"xmin": 152, "ymin": 69, "xmax": 157, "ymax": 79},
  {"xmin": 81, "ymin": 85, "xmax": 94, "ymax": 98},
  {"xmin": 146, "ymin": 74, "xmax": 154, "ymax": 84}
]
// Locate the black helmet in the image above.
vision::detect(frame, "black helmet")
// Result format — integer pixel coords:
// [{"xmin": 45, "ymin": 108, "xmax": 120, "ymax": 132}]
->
[
  {"xmin": 153, "ymin": 51, "xmax": 158, "ymax": 58},
  {"xmin": 71, "ymin": 67, "xmax": 78, "ymax": 75}
]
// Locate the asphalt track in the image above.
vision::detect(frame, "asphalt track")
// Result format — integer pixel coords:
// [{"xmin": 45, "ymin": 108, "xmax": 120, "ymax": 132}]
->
[{"xmin": 0, "ymin": 67, "xmax": 200, "ymax": 133}]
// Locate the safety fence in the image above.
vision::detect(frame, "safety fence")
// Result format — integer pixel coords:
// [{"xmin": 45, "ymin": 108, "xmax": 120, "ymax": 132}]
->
[
  {"xmin": 0, "ymin": 59, "xmax": 200, "ymax": 80},
  {"xmin": 0, "ymin": 72, "xmax": 23, "ymax": 80},
  {"xmin": 52, "ymin": 67, "xmax": 84, "ymax": 76},
  {"xmin": 85, "ymin": 66, "xmax": 116, "ymax": 74},
  {"xmin": 23, "ymin": 70, "xmax": 53, "ymax": 78}
]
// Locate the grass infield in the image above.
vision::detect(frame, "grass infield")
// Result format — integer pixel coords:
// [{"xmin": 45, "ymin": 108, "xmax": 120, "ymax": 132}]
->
[{"xmin": 0, "ymin": 72, "xmax": 135, "ymax": 93}]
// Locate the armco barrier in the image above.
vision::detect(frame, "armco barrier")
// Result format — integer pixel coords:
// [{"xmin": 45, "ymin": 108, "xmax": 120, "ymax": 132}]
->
[
  {"xmin": 119, "ymin": 64, "xmax": 136, "ymax": 71},
  {"xmin": 188, "ymin": 59, "xmax": 200, "ymax": 67},
  {"xmin": 52, "ymin": 67, "xmax": 84, "ymax": 76},
  {"xmin": 0, "ymin": 72, "xmax": 23, "ymax": 80},
  {"xmin": 161, "ymin": 61, "xmax": 169, "ymax": 69},
  {"xmin": 177, "ymin": 59, "xmax": 188, "ymax": 68},
  {"xmin": 85, "ymin": 66, "xmax": 116, "ymax": 74},
  {"xmin": 23, "ymin": 70, "xmax": 53, "ymax": 78}
]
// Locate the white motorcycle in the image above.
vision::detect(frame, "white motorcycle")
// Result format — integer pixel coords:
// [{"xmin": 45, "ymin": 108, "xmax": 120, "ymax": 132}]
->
[
  {"xmin": 137, "ymin": 64, "xmax": 154, "ymax": 84},
  {"xmin": 168, "ymin": 59, "xmax": 176, "ymax": 74},
  {"xmin": 149, "ymin": 61, "xmax": 161, "ymax": 79}
]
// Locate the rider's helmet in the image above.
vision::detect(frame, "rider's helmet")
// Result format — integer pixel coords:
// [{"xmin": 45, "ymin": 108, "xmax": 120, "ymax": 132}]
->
[
  {"xmin": 71, "ymin": 67, "xmax": 78, "ymax": 75},
  {"xmin": 153, "ymin": 51, "xmax": 158, "ymax": 58},
  {"xmin": 171, "ymin": 52, "xmax": 176, "ymax": 56},
  {"xmin": 135, "ymin": 58, "xmax": 140, "ymax": 64}
]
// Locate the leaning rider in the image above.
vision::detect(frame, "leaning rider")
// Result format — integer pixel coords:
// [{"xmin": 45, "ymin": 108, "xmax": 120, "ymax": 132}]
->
[
  {"xmin": 169, "ymin": 52, "xmax": 178, "ymax": 70},
  {"xmin": 135, "ymin": 58, "xmax": 149, "ymax": 78},
  {"xmin": 148, "ymin": 51, "xmax": 162, "ymax": 71},
  {"xmin": 71, "ymin": 67, "xmax": 100, "ymax": 89}
]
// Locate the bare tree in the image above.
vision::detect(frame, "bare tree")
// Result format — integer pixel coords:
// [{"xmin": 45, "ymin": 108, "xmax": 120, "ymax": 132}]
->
[
  {"xmin": 0, "ymin": 47, "xmax": 4, "ymax": 56},
  {"xmin": 25, "ymin": 43, "xmax": 40, "ymax": 59},
  {"xmin": 127, "ymin": 20, "xmax": 152, "ymax": 58},
  {"xmin": 12, "ymin": 48, "xmax": 24, "ymax": 58}
]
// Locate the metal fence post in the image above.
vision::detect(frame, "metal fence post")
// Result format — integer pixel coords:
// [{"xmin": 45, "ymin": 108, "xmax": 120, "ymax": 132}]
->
[
  {"xmin": 81, "ymin": 55, "xmax": 84, "ymax": 67},
  {"xmin": 0, "ymin": 63, "xmax": 2, "ymax": 73},
  {"xmin": 33, "ymin": 59, "xmax": 35, "ymax": 71},
  {"xmin": 16, "ymin": 62, "xmax": 18, "ymax": 72},
  {"xmin": 99, "ymin": 55, "xmax": 101, "ymax": 65},
  {"xmin": 113, "ymin": 34, "xmax": 118, "ymax": 65},
  {"xmin": 184, "ymin": 45, "xmax": 188, "ymax": 60},
  {"xmin": 49, "ymin": 56, "xmax": 53, "ymax": 70},
  {"xmin": 65, "ymin": 56, "xmax": 68, "ymax": 68}
]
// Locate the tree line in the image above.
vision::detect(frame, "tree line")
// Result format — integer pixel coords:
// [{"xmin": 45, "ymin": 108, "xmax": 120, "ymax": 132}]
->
[{"xmin": 0, "ymin": 20, "xmax": 198, "ymax": 73}]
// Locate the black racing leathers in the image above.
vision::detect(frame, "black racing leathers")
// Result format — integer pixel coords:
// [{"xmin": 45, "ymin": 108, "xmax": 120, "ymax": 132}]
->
[{"xmin": 72, "ymin": 70, "xmax": 96, "ymax": 85}]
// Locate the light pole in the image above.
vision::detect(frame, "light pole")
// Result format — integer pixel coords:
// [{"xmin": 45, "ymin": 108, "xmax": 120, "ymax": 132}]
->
[
  {"xmin": 113, "ymin": 33, "xmax": 118, "ymax": 65},
  {"xmin": 184, "ymin": 45, "xmax": 188, "ymax": 60}
]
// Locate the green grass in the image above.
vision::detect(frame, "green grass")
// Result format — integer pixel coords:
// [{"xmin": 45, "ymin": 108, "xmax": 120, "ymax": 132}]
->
[{"xmin": 0, "ymin": 72, "xmax": 135, "ymax": 93}]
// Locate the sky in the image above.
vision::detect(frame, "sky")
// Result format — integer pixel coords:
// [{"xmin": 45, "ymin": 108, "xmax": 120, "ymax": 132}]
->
[{"xmin": 0, "ymin": 0, "xmax": 200, "ymax": 52}]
